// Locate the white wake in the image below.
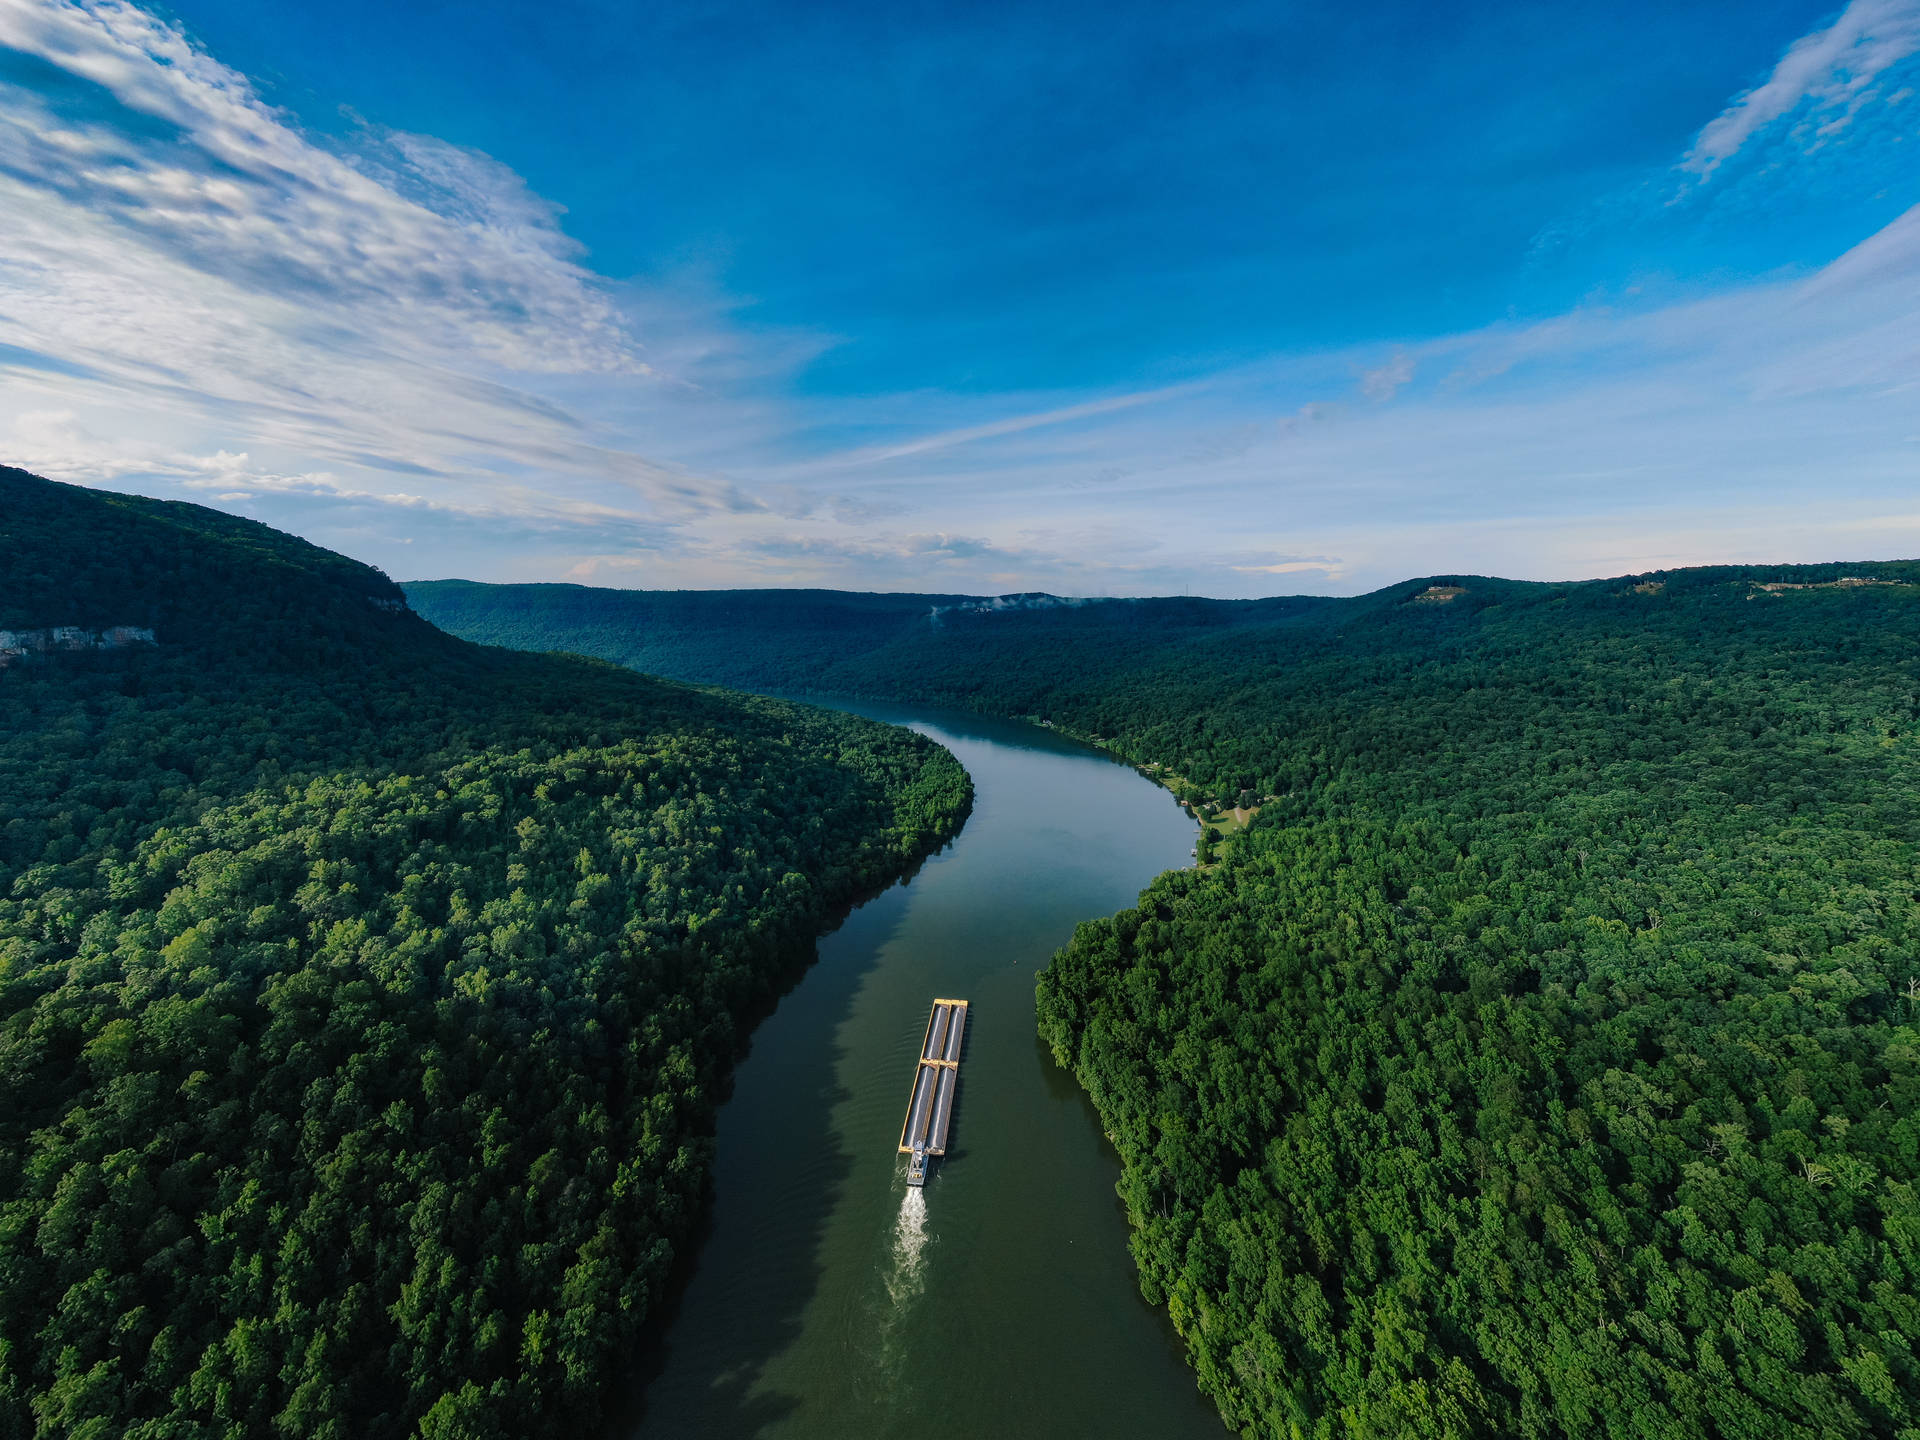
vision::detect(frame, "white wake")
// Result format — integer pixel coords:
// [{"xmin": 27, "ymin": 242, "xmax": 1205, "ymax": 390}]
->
[{"xmin": 886, "ymin": 1184, "xmax": 929, "ymax": 1307}]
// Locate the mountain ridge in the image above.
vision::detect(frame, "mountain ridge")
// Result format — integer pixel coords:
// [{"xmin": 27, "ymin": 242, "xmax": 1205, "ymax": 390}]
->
[{"xmin": 0, "ymin": 467, "xmax": 971, "ymax": 1440}]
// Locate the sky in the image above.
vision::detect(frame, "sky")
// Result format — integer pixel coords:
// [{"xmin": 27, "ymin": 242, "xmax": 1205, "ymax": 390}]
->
[{"xmin": 0, "ymin": 0, "xmax": 1917, "ymax": 596}]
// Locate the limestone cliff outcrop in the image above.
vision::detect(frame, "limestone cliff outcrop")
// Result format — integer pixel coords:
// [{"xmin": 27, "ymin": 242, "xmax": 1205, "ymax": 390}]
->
[{"xmin": 0, "ymin": 625, "xmax": 156, "ymax": 667}]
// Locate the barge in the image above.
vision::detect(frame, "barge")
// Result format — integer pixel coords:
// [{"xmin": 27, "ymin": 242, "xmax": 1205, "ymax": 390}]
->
[{"xmin": 899, "ymin": 997, "xmax": 967, "ymax": 1185}]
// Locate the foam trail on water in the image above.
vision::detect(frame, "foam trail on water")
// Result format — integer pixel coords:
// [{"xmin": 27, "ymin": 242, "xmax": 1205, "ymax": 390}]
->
[{"xmin": 886, "ymin": 1185, "xmax": 929, "ymax": 1306}]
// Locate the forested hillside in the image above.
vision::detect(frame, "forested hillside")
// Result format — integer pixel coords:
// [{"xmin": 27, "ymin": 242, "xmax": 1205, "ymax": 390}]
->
[
  {"xmin": 401, "ymin": 579, "xmax": 1343, "ymax": 698},
  {"xmin": 423, "ymin": 565, "xmax": 1920, "ymax": 1437},
  {"xmin": 0, "ymin": 468, "xmax": 969, "ymax": 1440},
  {"xmin": 402, "ymin": 582, "xmax": 966, "ymax": 693}
]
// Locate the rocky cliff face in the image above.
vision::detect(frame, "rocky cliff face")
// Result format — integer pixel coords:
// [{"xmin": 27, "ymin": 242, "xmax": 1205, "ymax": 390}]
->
[{"xmin": 0, "ymin": 625, "xmax": 157, "ymax": 667}]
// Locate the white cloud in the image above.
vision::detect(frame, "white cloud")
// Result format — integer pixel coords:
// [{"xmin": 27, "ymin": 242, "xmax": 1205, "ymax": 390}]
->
[
  {"xmin": 807, "ymin": 385, "xmax": 1192, "ymax": 470},
  {"xmin": 1229, "ymin": 557, "xmax": 1345, "ymax": 577},
  {"xmin": 0, "ymin": 0, "xmax": 1916, "ymax": 599},
  {"xmin": 0, "ymin": 0, "xmax": 779, "ymax": 577},
  {"xmin": 1682, "ymin": 0, "xmax": 1920, "ymax": 178},
  {"xmin": 1359, "ymin": 350, "xmax": 1416, "ymax": 402},
  {"xmin": 0, "ymin": 1, "xmax": 631, "ymax": 368}
]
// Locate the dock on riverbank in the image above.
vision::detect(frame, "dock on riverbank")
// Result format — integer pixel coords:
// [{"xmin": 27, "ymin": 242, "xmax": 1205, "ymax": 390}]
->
[{"xmin": 899, "ymin": 997, "xmax": 967, "ymax": 1184}]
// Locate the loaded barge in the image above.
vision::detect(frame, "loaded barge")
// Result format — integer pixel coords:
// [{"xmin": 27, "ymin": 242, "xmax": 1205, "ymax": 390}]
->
[{"xmin": 898, "ymin": 998, "xmax": 968, "ymax": 1185}]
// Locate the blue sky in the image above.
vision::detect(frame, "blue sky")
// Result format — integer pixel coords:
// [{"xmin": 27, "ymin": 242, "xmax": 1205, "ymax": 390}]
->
[{"xmin": 0, "ymin": 0, "xmax": 1917, "ymax": 594}]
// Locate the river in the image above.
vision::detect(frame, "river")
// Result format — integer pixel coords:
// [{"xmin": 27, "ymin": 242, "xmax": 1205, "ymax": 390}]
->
[{"xmin": 618, "ymin": 702, "xmax": 1224, "ymax": 1439}]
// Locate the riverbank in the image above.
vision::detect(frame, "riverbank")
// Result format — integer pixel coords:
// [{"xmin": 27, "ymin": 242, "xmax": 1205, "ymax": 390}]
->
[{"xmin": 617, "ymin": 703, "xmax": 1220, "ymax": 1439}]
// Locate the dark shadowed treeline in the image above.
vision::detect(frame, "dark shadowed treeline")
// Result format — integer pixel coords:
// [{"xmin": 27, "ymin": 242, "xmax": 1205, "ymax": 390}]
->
[
  {"xmin": 425, "ymin": 565, "xmax": 1920, "ymax": 1437},
  {"xmin": 403, "ymin": 581, "xmax": 971, "ymax": 693},
  {"xmin": 400, "ymin": 577, "xmax": 1347, "ymax": 701},
  {"xmin": 0, "ymin": 469, "xmax": 969, "ymax": 1439}
]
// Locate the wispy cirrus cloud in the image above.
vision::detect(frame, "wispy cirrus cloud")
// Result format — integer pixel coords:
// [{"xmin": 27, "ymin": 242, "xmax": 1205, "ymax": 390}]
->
[
  {"xmin": 1681, "ymin": 0, "xmax": 1920, "ymax": 179},
  {"xmin": 0, "ymin": 0, "xmax": 809, "ymax": 578},
  {"xmin": 0, "ymin": 0, "xmax": 631, "ymax": 367},
  {"xmin": 805, "ymin": 385, "xmax": 1193, "ymax": 470}
]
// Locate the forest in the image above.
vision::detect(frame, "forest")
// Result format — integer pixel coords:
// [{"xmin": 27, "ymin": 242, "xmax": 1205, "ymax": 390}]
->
[
  {"xmin": 424, "ymin": 564, "xmax": 1920, "ymax": 1436},
  {"xmin": 0, "ymin": 468, "xmax": 971, "ymax": 1439}
]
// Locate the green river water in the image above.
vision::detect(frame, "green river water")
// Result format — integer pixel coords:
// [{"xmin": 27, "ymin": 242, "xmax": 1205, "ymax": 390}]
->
[{"xmin": 618, "ymin": 702, "xmax": 1225, "ymax": 1438}]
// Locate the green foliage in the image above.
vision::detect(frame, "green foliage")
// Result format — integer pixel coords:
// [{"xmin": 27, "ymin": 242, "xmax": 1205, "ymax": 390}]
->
[
  {"xmin": 0, "ymin": 468, "xmax": 969, "ymax": 1439},
  {"xmin": 402, "ymin": 582, "xmax": 972, "ymax": 694},
  {"xmin": 1035, "ymin": 579, "xmax": 1920, "ymax": 1438},
  {"xmin": 429, "ymin": 563, "xmax": 1920, "ymax": 1437},
  {"xmin": 400, "ymin": 580, "xmax": 1342, "ymax": 701}
]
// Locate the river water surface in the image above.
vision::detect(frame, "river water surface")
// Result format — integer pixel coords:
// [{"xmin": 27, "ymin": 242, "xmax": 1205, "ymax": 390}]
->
[{"xmin": 619, "ymin": 702, "xmax": 1223, "ymax": 1438}]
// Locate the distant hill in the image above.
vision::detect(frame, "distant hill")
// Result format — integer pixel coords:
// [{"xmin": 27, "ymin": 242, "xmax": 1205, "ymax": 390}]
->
[
  {"xmin": 0, "ymin": 467, "xmax": 969, "ymax": 1440},
  {"xmin": 413, "ymin": 560, "xmax": 1920, "ymax": 1438},
  {"xmin": 405, "ymin": 580, "xmax": 973, "ymax": 691},
  {"xmin": 402, "ymin": 576, "xmax": 1352, "ymax": 699}
]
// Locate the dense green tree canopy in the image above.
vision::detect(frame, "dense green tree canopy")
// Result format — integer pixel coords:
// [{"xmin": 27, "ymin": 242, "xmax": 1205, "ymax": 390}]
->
[
  {"xmin": 428, "ymin": 564, "xmax": 1920, "ymax": 1437},
  {"xmin": 0, "ymin": 469, "xmax": 969, "ymax": 1439}
]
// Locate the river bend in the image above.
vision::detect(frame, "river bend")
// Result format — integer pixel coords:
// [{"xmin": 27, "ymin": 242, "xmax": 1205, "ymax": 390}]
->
[{"xmin": 622, "ymin": 702, "xmax": 1222, "ymax": 1439}]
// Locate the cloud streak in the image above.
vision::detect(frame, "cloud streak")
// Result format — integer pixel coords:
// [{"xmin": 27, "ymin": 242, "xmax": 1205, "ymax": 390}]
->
[
  {"xmin": 808, "ymin": 384, "xmax": 1193, "ymax": 470},
  {"xmin": 1682, "ymin": 0, "xmax": 1920, "ymax": 178},
  {"xmin": 0, "ymin": 1, "xmax": 632, "ymax": 367},
  {"xmin": 1359, "ymin": 351, "xmax": 1415, "ymax": 402}
]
